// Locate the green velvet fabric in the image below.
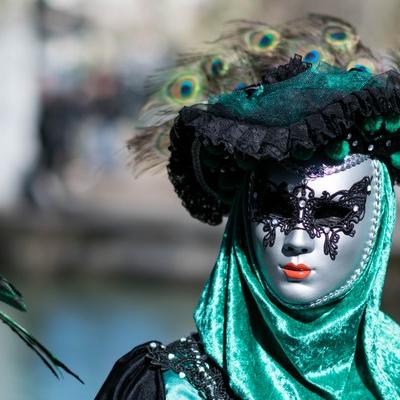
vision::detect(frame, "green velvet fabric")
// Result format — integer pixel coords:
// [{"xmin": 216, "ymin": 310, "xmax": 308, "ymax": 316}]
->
[
  {"xmin": 163, "ymin": 370, "xmax": 202, "ymax": 400},
  {"xmin": 194, "ymin": 162, "xmax": 400, "ymax": 399}
]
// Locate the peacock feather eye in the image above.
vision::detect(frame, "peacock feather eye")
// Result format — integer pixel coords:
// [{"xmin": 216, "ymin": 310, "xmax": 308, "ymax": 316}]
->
[
  {"xmin": 259, "ymin": 33, "xmax": 273, "ymax": 48},
  {"xmin": 211, "ymin": 58, "xmax": 224, "ymax": 76},
  {"xmin": 234, "ymin": 82, "xmax": 247, "ymax": 90},
  {"xmin": 347, "ymin": 58, "xmax": 378, "ymax": 74},
  {"xmin": 323, "ymin": 26, "xmax": 358, "ymax": 52},
  {"xmin": 245, "ymin": 29, "xmax": 281, "ymax": 53},
  {"xmin": 181, "ymin": 81, "xmax": 193, "ymax": 96},
  {"xmin": 303, "ymin": 49, "xmax": 320, "ymax": 63},
  {"xmin": 204, "ymin": 56, "xmax": 229, "ymax": 78},
  {"xmin": 330, "ymin": 31, "xmax": 347, "ymax": 41},
  {"xmin": 296, "ymin": 46, "xmax": 334, "ymax": 65},
  {"xmin": 166, "ymin": 75, "xmax": 201, "ymax": 105}
]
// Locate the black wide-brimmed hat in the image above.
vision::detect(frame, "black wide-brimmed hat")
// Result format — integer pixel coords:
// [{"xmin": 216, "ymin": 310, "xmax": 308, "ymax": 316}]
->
[{"xmin": 168, "ymin": 55, "xmax": 400, "ymax": 225}]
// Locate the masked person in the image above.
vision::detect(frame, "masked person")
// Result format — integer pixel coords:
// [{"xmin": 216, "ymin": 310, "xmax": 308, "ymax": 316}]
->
[{"xmin": 95, "ymin": 18, "xmax": 400, "ymax": 400}]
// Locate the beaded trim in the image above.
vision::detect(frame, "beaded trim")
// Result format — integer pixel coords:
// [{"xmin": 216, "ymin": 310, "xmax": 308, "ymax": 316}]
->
[
  {"xmin": 305, "ymin": 159, "xmax": 382, "ymax": 308},
  {"xmin": 281, "ymin": 153, "xmax": 370, "ymax": 182},
  {"xmin": 147, "ymin": 335, "xmax": 232, "ymax": 400},
  {"xmin": 281, "ymin": 159, "xmax": 382, "ymax": 309}
]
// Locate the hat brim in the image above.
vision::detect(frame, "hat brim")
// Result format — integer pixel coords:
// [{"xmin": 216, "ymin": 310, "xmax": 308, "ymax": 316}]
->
[{"xmin": 168, "ymin": 64, "xmax": 400, "ymax": 225}]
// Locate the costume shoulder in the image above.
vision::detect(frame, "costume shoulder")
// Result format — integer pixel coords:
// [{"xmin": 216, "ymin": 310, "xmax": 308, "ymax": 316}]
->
[
  {"xmin": 148, "ymin": 334, "xmax": 237, "ymax": 399},
  {"xmin": 95, "ymin": 341, "xmax": 165, "ymax": 400},
  {"xmin": 95, "ymin": 334, "xmax": 237, "ymax": 400}
]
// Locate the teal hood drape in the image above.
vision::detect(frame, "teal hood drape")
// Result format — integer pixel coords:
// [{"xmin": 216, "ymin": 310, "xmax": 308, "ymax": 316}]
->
[{"xmin": 194, "ymin": 161, "xmax": 400, "ymax": 400}]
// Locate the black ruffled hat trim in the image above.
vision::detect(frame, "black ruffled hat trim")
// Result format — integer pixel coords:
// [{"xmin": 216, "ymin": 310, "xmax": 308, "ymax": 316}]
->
[{"xmin": 168, "ymin": 56, "xmax": 400, "ymax": 225}]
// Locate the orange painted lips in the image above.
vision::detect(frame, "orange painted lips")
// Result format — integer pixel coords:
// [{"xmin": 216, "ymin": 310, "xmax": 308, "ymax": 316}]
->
[{"xmin": 282, "ymin": 263, "xmax": 311, "ymax": 280}]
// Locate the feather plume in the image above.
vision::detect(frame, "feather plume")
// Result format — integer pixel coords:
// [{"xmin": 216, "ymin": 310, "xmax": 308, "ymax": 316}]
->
[
  {"xmin": 388, "ymin": 40, "xmax": 400, "ymax": 70},
  {"xmin": 130, "ymin": 14, "xmax": 382, "ymax": 174},
  {"xmin": 0, "ymin": 275, "xmax": 83, "ymax": 383}
]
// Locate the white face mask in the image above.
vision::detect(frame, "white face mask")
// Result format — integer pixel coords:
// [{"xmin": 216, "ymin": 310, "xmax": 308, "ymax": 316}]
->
[{"xmin": 249, "ymin": 155, "xmax": 381, "ymax": 307}]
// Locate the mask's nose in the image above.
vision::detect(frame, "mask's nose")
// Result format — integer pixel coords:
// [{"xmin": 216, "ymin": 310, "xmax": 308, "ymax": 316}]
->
[{"xmin": 282, "ymin": 227, "xmax": 315, "ymax": 257}]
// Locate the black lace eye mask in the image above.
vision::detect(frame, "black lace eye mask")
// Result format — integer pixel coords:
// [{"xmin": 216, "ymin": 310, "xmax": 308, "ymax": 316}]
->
[{"xmin": 249, "ymin": 175, "xmax": 372, "ymax": 260}]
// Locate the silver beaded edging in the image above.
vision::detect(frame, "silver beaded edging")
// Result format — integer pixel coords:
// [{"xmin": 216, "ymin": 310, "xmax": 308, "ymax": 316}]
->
[
  {"xmin": 300, "ymin": 154, "xmax": 370, "ymax": 182},
  {"xmin": 317, "ymin": 154, "xmax": 370, "ymax": 177},
  {"xmin": 300, "ymin": 158, "xmax": 382, "ymax": 309}
]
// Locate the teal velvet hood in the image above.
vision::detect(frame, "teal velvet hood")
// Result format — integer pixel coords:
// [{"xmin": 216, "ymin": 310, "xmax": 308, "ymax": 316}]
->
[{"xmin": 194, "ymin": 162, "xmax": 400, "ymax": 399}]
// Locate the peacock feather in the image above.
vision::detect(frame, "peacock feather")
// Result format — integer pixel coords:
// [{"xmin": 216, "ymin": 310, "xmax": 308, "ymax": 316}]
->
[
  {"xmin": 130, "ymin": 14, "xmax": 383, "ymax": 174},
  {"xmin": 0, "ymin": 275, "xmax": 82, "ymax": 383},
  {"xmin": 388, "ymin": 38, "xmax": 400, "ymax": 71}
]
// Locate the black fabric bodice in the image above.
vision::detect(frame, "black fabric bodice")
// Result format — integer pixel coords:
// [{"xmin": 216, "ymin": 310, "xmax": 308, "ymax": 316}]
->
[
  {"xmin": 95, "ymin": 334, "xmax": 235, "ymax": 400},
  {"xmin": 95, "ymin": 341, "xmax": 165, "ymax": 400}
]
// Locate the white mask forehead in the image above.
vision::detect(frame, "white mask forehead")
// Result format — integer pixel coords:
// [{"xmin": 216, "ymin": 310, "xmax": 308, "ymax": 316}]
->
[{"xmin": 263, "ymin": 154, "xmax": 372, "ymax": 193}]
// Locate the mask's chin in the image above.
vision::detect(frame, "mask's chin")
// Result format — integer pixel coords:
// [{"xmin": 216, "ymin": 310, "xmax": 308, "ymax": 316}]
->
[{"xmin": 248, "ymin": 155, "xmax": 380, "ymax": 308}]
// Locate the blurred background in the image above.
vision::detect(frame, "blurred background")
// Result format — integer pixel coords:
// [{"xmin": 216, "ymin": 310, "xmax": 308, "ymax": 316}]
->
[{"xmin": 0, "ymin": 0, "xmax": 400, "ymax": 398}]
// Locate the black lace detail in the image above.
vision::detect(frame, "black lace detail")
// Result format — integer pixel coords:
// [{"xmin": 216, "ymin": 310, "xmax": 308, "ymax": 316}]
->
[
  {"xmin": 261, "ymin": 54, "xmax": 312, "ymax": 85},
  {"xmin": 249, "ymin": 175, "xmax": 372, "ymax": 260},
  {"xmin": 177, "ymin": 77, "xmax": 400, "ymax": 163},
  {"xmin": 243, "ymin": 54, "xmax": 311, "ymax": 96},
  {"xmin": 168, "ymin": 122, "xmax": 228, "ymax": 225},
  {"xmin": 147, "ymin": 335, "xmax": 234, "ymax": 400}
]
